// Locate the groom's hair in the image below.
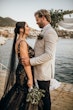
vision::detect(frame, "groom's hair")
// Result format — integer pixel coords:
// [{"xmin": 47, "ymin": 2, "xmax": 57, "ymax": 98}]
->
[{"xmin": 34, "ymin": 9, "xmax": 51, "ymax": 23}]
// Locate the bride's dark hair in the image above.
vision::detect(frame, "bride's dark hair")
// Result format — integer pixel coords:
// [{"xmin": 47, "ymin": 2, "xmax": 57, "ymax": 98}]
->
[{"xmin": 4, "ymin": 22, "xmax": 26, "ymax": 95}]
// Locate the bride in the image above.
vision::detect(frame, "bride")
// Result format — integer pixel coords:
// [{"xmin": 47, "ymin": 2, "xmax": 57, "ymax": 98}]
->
[{"xmin": 0, "ymin": 22, "xmax": 34, "ymax": 110}]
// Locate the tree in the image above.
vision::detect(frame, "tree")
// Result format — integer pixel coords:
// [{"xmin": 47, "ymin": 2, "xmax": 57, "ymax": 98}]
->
[{"xmin": 50, "ymin": 9, "xmax": 73, "ymax": 28}]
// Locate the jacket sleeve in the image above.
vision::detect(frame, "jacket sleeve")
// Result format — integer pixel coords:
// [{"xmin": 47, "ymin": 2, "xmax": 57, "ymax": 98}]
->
[{"xmin": 30, "ymin": 31, "xmax": 58, "ymax": 66}]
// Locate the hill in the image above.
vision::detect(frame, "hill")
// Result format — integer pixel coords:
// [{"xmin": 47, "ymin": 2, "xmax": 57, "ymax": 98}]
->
[{"xmin": 0, "ymin": 17, "xmax": 16, "ymax": 27}]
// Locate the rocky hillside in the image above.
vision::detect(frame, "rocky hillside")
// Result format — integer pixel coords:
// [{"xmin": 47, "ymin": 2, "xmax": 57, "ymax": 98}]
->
[{"xmin": 0, "ymin": 17, "xmax": 16, "ymax": 27}]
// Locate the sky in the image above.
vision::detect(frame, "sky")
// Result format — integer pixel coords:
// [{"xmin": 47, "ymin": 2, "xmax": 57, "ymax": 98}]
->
[{"xmin": 0, "ymin": 0, "xmax": 73, "ymax": 30}]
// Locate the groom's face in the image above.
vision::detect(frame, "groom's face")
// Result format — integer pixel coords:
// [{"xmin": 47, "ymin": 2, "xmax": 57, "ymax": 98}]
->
[{"xmin": 35, "ymin": 14, "xmax": 44, "ymax": 28}]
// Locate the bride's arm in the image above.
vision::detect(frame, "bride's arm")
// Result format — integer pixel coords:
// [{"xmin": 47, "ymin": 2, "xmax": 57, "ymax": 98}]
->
[{"xmin": 20, "ymin": 41, "xmax": 33, "ymax": 88}]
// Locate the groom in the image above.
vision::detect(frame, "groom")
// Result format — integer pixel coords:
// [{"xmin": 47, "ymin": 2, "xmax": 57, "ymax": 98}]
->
[{"xmin": 23, "ymin": 9, "xmax": 58, "ymax": 110}]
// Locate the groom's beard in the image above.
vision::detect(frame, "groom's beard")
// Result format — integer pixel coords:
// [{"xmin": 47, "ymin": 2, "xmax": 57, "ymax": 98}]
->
[{"xmin": 38, "ymin": 23, "xmax": 44, "ymax": 28}]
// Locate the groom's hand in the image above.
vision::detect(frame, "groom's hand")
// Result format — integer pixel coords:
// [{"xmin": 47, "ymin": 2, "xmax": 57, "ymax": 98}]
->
[{"xmin": 21, "ymin": 57, "xmax": 30, "ymax": 66}]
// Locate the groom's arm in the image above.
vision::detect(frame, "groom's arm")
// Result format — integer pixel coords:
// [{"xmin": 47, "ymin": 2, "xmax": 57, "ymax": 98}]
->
[{"xmin": 30, "ymin": 32, "xmax": 58, "ymax": 66}]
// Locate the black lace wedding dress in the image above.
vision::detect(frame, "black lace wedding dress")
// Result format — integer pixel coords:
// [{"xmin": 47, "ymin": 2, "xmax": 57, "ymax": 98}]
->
[{"xmin": 0, "ymin": 41, "xmax": 35, "ymax": 110}]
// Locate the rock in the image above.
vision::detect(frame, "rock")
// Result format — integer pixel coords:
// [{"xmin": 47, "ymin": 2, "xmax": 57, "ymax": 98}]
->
[
  {"xmin": 28, "ymin": 28, "xmax": 40, "ymax": 38},
  {"xmin": 0, "ymin": 36, "xmax": 7, "ymax": 45}
]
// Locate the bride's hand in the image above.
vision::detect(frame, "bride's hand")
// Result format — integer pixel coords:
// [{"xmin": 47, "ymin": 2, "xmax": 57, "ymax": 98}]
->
[{"xmin": 27, "ymin": 79, "xmax": 33, "ymax": 88}]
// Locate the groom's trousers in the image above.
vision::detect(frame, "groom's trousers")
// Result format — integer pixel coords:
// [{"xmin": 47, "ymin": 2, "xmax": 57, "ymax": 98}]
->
[{"xmin": 37, "ymin": 80, "xmax": 51, "ymax": 110}]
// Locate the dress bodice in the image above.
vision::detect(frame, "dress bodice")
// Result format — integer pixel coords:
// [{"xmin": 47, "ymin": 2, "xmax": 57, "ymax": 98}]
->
[
  {"xmin": 16, "ymin": 40, "xmax": 34, "ymax": 89},
  {"xmin": 17, "ymin": 40, "xmax": 35, "ymax": 63}
]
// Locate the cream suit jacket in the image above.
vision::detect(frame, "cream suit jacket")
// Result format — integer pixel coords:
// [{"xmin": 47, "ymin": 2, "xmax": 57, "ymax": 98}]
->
[{"xmin": 30, "ymin": 24, "xmax": 58, "ymax": 81}]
